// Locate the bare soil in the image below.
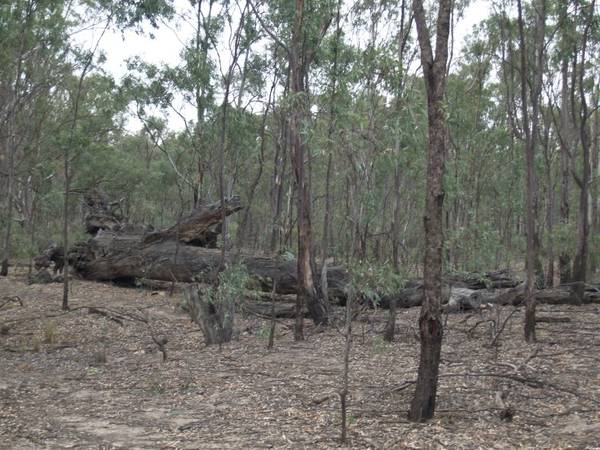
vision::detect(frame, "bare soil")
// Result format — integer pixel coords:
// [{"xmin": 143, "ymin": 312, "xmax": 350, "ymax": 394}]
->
[{"xmin": 1, "ymin": 272, "xmax": 600, "ymax": 449}]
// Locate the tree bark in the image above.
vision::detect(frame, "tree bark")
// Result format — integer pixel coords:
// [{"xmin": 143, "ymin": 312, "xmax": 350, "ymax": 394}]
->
[
  {"xmin": 289, "ymin": 0, "xmax": 330, "ymax": 338},
  {"xmin": 408, "ymin": 0, "xmax": 452, "ymax": 423},
  {"xmin": 517, "ymin": 0, "xmax": 546, "ymax": 343},
  {"xmin": 558, "ymin": 57, "xmax": 572, "ymax": 283},
  {"xmin": 1, "ymin": 128, "xmax": 15, "ymax": 277}
]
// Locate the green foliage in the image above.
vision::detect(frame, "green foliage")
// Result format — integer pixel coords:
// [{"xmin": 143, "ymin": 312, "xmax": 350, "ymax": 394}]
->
[
  {"xmin": 204, "ymin": 263, "xmax": 250, "ymax": 308},
  {"xmin": 2, "ymin": 0, "xmax": 597, "ymax": 286},
  {"xmin": 347, "ymin": 261, "xmax": 406, "ymax": 306}
]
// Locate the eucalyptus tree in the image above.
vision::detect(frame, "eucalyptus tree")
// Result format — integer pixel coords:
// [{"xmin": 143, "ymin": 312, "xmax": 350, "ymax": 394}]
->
[
  {"xmin": 408, "ymin": 0, "xmax": 452, "ymax": 422},
  {"xmin": 515, "ymin": 0, "xmax": 547, "ymax": 341},
  {"xmin": 250, "ymin": 0, "xmax": 335, "ymax": 337}
]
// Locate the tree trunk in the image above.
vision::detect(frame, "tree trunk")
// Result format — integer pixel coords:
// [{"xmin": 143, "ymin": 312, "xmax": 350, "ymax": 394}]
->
[
  {"xmin": 517, "ymin": 0, "xmax": 546, "ymax": 343},
  {"xmin": 1, "ymin": 131, "xmax": 15, "ymax": 277},
  {"xmin": 185, "ymin": 284, "xmax": 235, "ymax": 345},
  {"xmin": 289, "ymin": 0, "xmax": 329, "ymax": 338},
  {"xmin": 572, "ymin": 2, "xmax": 594, "ymax": 292},
  {"xmin": 542, "ymin": 113, "xmax": 555, "ymax": 287},
  {"xmin": 558, "ymin": 57, "xmax": 572, "ymax": 283},
  {"xmin": 408, "ymin": 0, "xmax": 452, "ymax": 423}
]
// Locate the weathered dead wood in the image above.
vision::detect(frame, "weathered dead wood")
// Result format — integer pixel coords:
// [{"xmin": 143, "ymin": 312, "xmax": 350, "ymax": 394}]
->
[
  {"xmin": 143, "ymin": 196, "xmax": 242, "ymax": 247},
  {"xmin": 536, "ymin": 316, "xmax": 571, "ymax": 323},
  {"xmin": 67, "ymin": 231, "xmax": 600, "ymax": 310},
  {"xmin": 0, "ymin": 296, "xmax": 22, "ymax": 311},
  {"xmin": 68, "ymin": 231, "xmax": 349, "ymax": 299},
  {"xmin": 240, "ymin": 300, "xmax": 304, "ymax": 319},
  {"xmin": 87, "ymin": 306, "xmax": 124, "ymax": 326},
  {"xmin": 446, "ymin": 269, "xmax": 520, "ymax": 290},
  {"xmin": 83, "ymin": 189, "xmax": 127, "ymax": 235},
  {"xmin": 184, "ymin": 284, "xmax": 235, "ymax": 345}
]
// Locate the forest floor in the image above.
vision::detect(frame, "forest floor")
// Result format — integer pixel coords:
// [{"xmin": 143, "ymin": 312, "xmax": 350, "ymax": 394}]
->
[{"xmin": 1, "ymin": 270, "xmax": 600, "ymax": 449}]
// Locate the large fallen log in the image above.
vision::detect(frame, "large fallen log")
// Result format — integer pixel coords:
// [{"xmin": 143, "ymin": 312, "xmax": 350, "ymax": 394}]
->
[
  {"xmin": 69, "ymin": 230, "xmax": 349, "ymax": 299},
  {"xmin": 67, "ymin": 230, "xmax": 600, "ymax": 309},
  {"xmin": 63, "ymin": 192, "xmax": 600, "ymax": 311}
]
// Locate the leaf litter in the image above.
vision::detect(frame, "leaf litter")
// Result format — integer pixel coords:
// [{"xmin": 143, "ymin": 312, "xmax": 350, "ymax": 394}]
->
[{"xmin": 1, "ymin": 274, "xmax": 600, "ymax": 449}]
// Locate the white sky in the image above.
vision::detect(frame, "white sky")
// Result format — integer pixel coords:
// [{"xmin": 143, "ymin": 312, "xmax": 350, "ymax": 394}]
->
[{"xmin": 76, "ymin": 0, "xmax": 490, "ymax": 132}]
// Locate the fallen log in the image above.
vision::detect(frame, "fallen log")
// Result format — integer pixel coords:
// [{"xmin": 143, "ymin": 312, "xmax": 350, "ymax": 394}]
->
[
  {"xmin": 62, "ymin": 192, "xmax": 600, "ymax": 312},
  {"xmin": 441, "ymin": 283, "xmax": 600, "ymax": 312},
  {"xmin": 142, "ymin": 196, "xmax": 242, "ymax": 247},
  {"xmin": 68, "ymin": 230, "xmax": 349, "ymax": 299},
  {"xmin": 240, "ymin": 300, "xmax": 305, "ymax": 319},
  {"xmin": 536, "ymin": 316, "xmax": 571, "ymax": 323},
  {"xmin": 446, "ymin": 269, "xmax": 520, "ymax": 290}
]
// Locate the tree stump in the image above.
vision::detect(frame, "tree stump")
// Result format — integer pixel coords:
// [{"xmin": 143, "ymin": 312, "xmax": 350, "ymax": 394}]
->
[{"xmin": 185, "ymin": 284, "xmax": 235, "ymax": 345}]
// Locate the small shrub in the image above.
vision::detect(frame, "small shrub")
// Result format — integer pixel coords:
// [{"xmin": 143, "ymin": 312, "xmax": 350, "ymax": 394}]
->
[
  {"xmin": 186, "ymin": 264, "xmax": 249, "ymax": 346},
  {"xmin": 371, "ymin": 335, "xmax": 392, "ymax": 354},
  {"xmin": 256, "ymin": 324, "xmax": 271, "ymax": 340},
  {"xmin": 42, "ymin": 321, "xmax": 58, "ymax": 344}
]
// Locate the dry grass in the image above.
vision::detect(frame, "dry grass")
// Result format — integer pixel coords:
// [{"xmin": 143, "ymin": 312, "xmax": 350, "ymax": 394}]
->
[{"xmin": 1, "ymin": 272, "xmax": 600, "ymax": 449}]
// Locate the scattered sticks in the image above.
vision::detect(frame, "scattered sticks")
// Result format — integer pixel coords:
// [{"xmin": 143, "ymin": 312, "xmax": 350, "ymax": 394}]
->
[{"xmin": 0, "ymin": 295, "xmax": 23, "ymax": 311}]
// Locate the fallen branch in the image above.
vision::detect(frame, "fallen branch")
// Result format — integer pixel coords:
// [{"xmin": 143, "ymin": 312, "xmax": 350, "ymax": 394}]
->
[
  {"xmin": 536, "ymin": 316, "xmax": 571, "ymax": 323},
  {"xmin": 87, "ymin": 307, "xmax": 124, "ymax": 326},
  {"xmin": 0, "ymin": 296, "xmax": 23, "ymax": 310}
]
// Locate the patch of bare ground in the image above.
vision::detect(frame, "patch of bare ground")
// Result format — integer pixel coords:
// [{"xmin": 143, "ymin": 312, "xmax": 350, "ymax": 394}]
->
[{"xmin": 1, "ymin": 272, "xmax": 600, "ymax": 449}]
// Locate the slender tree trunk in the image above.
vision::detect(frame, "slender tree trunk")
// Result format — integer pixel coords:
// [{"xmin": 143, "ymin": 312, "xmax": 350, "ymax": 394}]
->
[
  {"xmin": 238, "ymin": 60, "xmax": 276, "ymax": 249},
  {"xmin": 61, "ymin": 12, "xmax": 111, "ymax": 310},
  {"xmin": 517, "ymin": 0, "xmax": 545, "ymax": 343},
  {"xmin": 321, "ymin": 0, "xmax": 340, "ymax": 264},
  {"xmin": 559, "ymin": 57, "xmax": 572, "ymax": 283},
  {"xmin": 542, "ymin": 117, "xmax": 555, "ymax": 287},
  {"xmin": 392, "ymin": 0, "xmax": 411, "ymax": 275},
  {"xmin": 1, "ymin": 131, "xmax": 15, "ymax": 277},
  {"xmin": 408, "ymin": 0, "xmax": 452, "ymax": 423},
  {"xmin": 1, "ymin": 6, "xmax": 31, "ymax": 276},
  {"xmin": 572, "ymin": 1, "xmax": 594, "ymax": 291},
  {"xmin": 591, "ymin": 94, "xmax": 600, "ymax": 276},
  {"xmin": 289, "ymin": 0, "xmax": 329, "ymax": 339},
  {"xmin": 217, "ymin": 7, "xmax": 247, "ymax": 266}
]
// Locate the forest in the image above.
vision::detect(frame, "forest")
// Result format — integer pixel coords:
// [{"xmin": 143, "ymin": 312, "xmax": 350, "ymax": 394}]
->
[{"xmin": 1, "ymin": 0, "xmax": 600, "ymax": 448}]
